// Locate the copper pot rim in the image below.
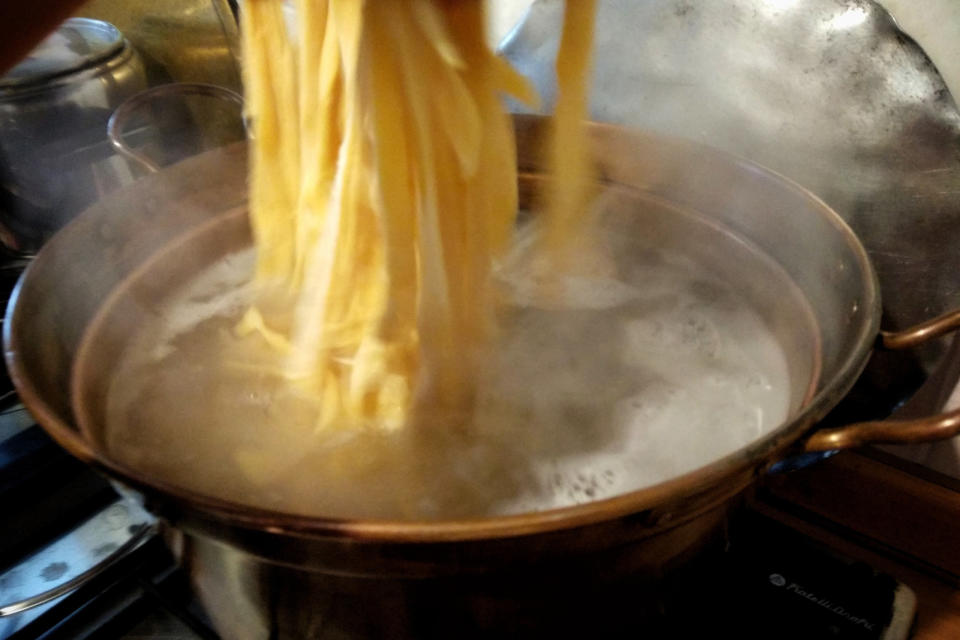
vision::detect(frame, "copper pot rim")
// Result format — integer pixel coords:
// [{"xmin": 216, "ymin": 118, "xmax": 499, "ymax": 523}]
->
[{"xmin": 3, "ymin": 128, "xmax": 881, "ymax": 543}]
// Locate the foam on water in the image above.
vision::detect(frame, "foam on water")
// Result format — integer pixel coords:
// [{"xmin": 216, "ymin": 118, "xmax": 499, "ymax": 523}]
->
[
  {"xmin": 97, "ymin": 219, "xmax": 794, "ymax": 520},
  {"xmin": 474, "ymin": 252, "xmax": 790, "ymax": 513}
]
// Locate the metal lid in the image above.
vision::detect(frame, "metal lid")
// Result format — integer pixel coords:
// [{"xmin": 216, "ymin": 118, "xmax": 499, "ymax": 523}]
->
[{"xmin": 0, "ymin": 18, "xmax": 125, "ymax": 91}]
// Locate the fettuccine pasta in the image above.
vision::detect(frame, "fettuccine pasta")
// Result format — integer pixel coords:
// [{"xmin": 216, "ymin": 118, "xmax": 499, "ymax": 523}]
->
[{"xmin": 238, "ymin": 0, "xmax": 595, "ymax": 431}]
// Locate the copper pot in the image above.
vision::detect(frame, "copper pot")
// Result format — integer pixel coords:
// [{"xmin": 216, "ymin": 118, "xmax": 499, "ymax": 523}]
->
[{"xmin": 6, "ymin": 116, "xmax": 960, "ymax": 638}]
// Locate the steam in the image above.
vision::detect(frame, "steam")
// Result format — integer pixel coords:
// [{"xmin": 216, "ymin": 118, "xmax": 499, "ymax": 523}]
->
[{"xmin": 96, "ymin": 194, "xmax": 795, "ymax": 520}]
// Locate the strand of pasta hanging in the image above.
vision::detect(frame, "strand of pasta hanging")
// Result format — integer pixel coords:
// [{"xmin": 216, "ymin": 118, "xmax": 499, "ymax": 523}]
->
[{"xmin": 237, "ymin": 0, "xmax": 595, "ymax": 432}]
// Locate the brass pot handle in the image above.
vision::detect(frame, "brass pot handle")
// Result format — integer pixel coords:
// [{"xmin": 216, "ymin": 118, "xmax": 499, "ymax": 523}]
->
[{"xmin": 805, "ymin": 308, "xmax": 960, "ymax": 452}]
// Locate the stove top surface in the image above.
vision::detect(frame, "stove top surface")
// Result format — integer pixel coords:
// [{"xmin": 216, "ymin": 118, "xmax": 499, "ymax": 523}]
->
[{"xmin": 0, "ymin": 502, "xmax": 917, "ymax": 640}]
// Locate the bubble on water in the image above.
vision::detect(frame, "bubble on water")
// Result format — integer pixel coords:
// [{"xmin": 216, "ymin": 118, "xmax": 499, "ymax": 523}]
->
[
  {"xmin": 678, "ymin": 310, "xmax": 721, "ymax": 359},
  {"xmin": 548, "ymin": 463, "xmax": 621, "ymax": 506}
]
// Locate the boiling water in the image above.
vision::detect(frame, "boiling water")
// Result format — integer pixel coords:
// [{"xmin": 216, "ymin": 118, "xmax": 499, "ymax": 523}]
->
[{"xmin": 96, "ymin": 220, "xmax": 793, "ymax": 520}]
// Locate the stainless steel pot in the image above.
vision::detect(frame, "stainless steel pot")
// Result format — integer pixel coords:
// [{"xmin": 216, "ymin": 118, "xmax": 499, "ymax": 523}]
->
[
  {"xmin": 0, "ymin": 18, "xmax": 148, "ymax": 254},
  {"xmin": 6, "ymin": 116, "xmax": 960, "ymax": 638}
]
